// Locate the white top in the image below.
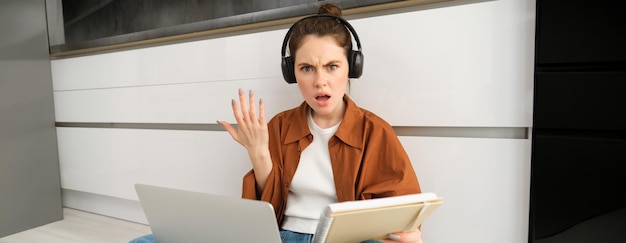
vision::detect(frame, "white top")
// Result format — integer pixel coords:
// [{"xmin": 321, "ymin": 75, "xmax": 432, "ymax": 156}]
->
[{"xmin": 281, "ymin": 110, "xmax": 340, "ymax": 234}]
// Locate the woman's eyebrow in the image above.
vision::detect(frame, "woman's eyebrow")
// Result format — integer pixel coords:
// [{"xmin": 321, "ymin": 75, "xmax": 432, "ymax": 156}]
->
[
  {"xmin": 296, "ymin": 59, "xmax": 341, "ymax": 67},
  {"xmin": 321, "ymin": 60, "xmax": 342, "ymax": 68},
  {"xmin": 296, "ymin": 62, "xmax": 312, "ymax": 67}
]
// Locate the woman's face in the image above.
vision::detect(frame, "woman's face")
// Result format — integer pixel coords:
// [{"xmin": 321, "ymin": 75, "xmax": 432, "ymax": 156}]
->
[{"xmin": 294, "ymin": 35, "xmax": 349, "ymax": 121}]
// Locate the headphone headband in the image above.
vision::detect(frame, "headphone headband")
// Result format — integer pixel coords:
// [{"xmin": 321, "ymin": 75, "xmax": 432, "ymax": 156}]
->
[{"xmin": 281, "ymin": 14, "xmax": 362, "ymax": 58}]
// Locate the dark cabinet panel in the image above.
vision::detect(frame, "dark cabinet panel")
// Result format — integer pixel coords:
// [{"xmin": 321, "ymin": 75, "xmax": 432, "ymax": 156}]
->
[
  {"xmin": 535, "ymin": 0, "xmax": 626, "ymax": 64},
  {"xmin": 54, "ymin": 0, "xmax": 412, "ymax": 53},
  {"xmin": 533, "ymin": 72, "xmax": 626, "ymax": 131},
  {"xmin": 530, "ymin": 134, "xmax": 626, "ymax": 241},
  {"xmin": 0, "ymin": 0, "xmax": 63, "ymax": 237},
  {"xmin": 532, "ymin": 0, "xmax": 626, "ymax": 242}
]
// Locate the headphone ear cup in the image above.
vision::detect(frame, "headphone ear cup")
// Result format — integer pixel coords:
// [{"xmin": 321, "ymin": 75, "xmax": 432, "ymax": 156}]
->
[
  {"xmin": 348, "ymin": 50, "xmax": 364, "ymax": 79},
  {"xmin": 281, "ymin": 56, "xmax": 297, "ymax": 84}
]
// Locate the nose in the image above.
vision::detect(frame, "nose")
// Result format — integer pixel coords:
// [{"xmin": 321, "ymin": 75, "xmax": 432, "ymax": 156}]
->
[{"xmin": 313, "ymin": 70, "xmax": 329, "ymax": 88}]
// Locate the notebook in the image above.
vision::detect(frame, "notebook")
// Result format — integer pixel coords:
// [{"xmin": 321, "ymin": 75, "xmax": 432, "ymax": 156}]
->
[
  {"xmin": 134, "ymin": 183, "xmax": 282, "ymax": 243},
  {"xmin": 313, "ymin": 192, "xmax": 442, "ymax": 243}
]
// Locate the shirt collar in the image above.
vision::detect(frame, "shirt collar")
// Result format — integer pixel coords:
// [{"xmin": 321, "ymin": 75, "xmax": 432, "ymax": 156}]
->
[{"xmin": 284, "ymin": 94, "xmax": 363, "ymax": 149}]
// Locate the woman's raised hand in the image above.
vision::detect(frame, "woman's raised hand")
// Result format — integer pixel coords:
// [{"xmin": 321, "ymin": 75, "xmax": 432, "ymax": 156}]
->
[
  {"xmin": 218, "ymin": 89, "xmax": 272, "ymax": 190},
  {"xmin": 219, "ymin": 89, "xmax": 269, "ymax": 155}
]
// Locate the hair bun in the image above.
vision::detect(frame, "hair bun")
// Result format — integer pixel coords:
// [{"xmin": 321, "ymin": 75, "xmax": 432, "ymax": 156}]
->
[{"xmin": 318, "ymin": 3, "xmax": 343, "ymax": 17}]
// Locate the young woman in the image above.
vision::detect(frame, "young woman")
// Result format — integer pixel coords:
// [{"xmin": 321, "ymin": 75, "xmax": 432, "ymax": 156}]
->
[{"xmin": 218, "ymin": 3, "xmax": 423, "ymax": 243}]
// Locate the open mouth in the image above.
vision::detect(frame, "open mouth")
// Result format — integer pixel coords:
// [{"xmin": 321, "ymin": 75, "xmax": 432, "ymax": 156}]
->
[{"xmin": 316, "ymin": 94, "xmax": 331, "ymax": 101}]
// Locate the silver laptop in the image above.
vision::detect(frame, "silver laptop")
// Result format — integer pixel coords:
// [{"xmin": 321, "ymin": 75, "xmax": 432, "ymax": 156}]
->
[{"xmin": 135, "ymin": 183, "xmax": 282, "ymax": 243}]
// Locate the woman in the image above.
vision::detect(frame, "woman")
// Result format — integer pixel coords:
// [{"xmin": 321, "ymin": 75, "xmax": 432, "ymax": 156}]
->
[{"xmin": 219, "ymin": 3, "xmax": 423, "ymax": 243}]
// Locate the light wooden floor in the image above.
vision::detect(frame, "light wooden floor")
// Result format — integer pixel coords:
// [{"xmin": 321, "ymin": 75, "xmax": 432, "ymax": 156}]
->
[{"xmin": 0, "ymin": 208, "xmax": 151, "ymax": 243}]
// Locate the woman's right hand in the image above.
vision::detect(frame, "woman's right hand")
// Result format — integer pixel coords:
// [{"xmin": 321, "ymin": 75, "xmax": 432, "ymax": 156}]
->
[
  {"xmin": 218, "ymin": 89, "xmax": 272, "ymax": 190},
  {"xmin": 219, "ymin": 89, "xmax": 269, "ymax": 154}
]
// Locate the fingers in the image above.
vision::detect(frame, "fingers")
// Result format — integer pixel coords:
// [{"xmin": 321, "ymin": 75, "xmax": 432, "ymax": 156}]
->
[
  {"xmin": 237, "ymin": 89, "xmax": 249, "ymax": 121},
  {"xmin": 259, "ymin": 98, "xmax": 266, "ymax": 125},
  {"xmin": 379, "ymin": 230, "xmax": 422, "ymax": 243},
  {"xmin": 233, "ymin": 89, "xmax": 263, "ymax": 125},
  {"xmin": 231, "ymin": 98, "xmax": 244, "ymax": 125},
  {"xmin": 221, "ymin": 89, "xmax": 269, "ymax": 153},
  {"xmin": 248, "ymin": 90, "xmax": 258, "ymax": 123}
]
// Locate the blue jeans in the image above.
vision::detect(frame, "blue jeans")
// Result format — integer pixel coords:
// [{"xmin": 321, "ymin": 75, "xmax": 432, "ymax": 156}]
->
[
  {"xmin": 128, "ymin": 234, "xmax": 155, "ymax": 243},
  {"xmin": 280, "ymin": 229, "xmax": 314, "ymax": 243},
  {"xmin": 279, "ymin": 229, "xmax": 382, "ymax": 243},
  {"xmin": 130, "ymin": 231, "xmax": 313, "ymax": 243},
  {"xmin": 130, "ymin": 231, "xmax": 383, "ymax": 243}
]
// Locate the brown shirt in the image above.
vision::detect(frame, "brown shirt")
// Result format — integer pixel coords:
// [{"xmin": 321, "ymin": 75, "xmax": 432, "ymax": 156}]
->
[{"xmin": 242, "ymin": 95, "xmax": 421, "ymax": 225}]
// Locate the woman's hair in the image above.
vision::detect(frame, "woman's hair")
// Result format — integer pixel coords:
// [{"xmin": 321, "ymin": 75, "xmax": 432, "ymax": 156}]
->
[{"xmin": 287, "ymin": 3, "xmax": 352, "ymax": 60}]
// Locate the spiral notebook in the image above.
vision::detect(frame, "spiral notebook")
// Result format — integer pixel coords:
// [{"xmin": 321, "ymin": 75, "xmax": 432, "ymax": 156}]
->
[{"xmin": 313, "ymin": 192, "xmax": 443, "ymax": 243}]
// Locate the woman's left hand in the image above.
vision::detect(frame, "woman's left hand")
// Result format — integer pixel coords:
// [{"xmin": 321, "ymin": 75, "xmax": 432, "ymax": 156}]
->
[{"xmin": 379, "ymin": 229, "xmax": 423, "ymax": 243}]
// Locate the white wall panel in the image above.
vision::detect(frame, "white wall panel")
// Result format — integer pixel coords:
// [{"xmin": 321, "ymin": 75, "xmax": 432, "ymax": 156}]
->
[
  {"xmin": 51, "ymin": 29, "xmax": 284, "ymax": 91},
  {"xmin": 350, "ymin": 0, "xmax": 535, "ymax": 127},
  {"xmin": 57, "ymin": 127, "xmax": 252, "ymax": 200},
  {"xmin": 54, "ymin": 78, "xmax": 302, "ymax": 123},
  {"xmin": 51, "ymin": 0, "xmax": 534, "ymax": 127},
  {"xmin": 403, "ymin": 136, "xmax": 531, "ymax": 243}
]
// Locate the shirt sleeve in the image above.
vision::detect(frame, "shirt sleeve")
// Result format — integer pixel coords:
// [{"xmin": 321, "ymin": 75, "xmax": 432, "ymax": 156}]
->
[
  {"xmin": 359, "ymin": 124, "xmax": 422, "ymax": 200},
  {"xmin": 240, "ymin": 117, "xmax": 287, "ymax": 224}
]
